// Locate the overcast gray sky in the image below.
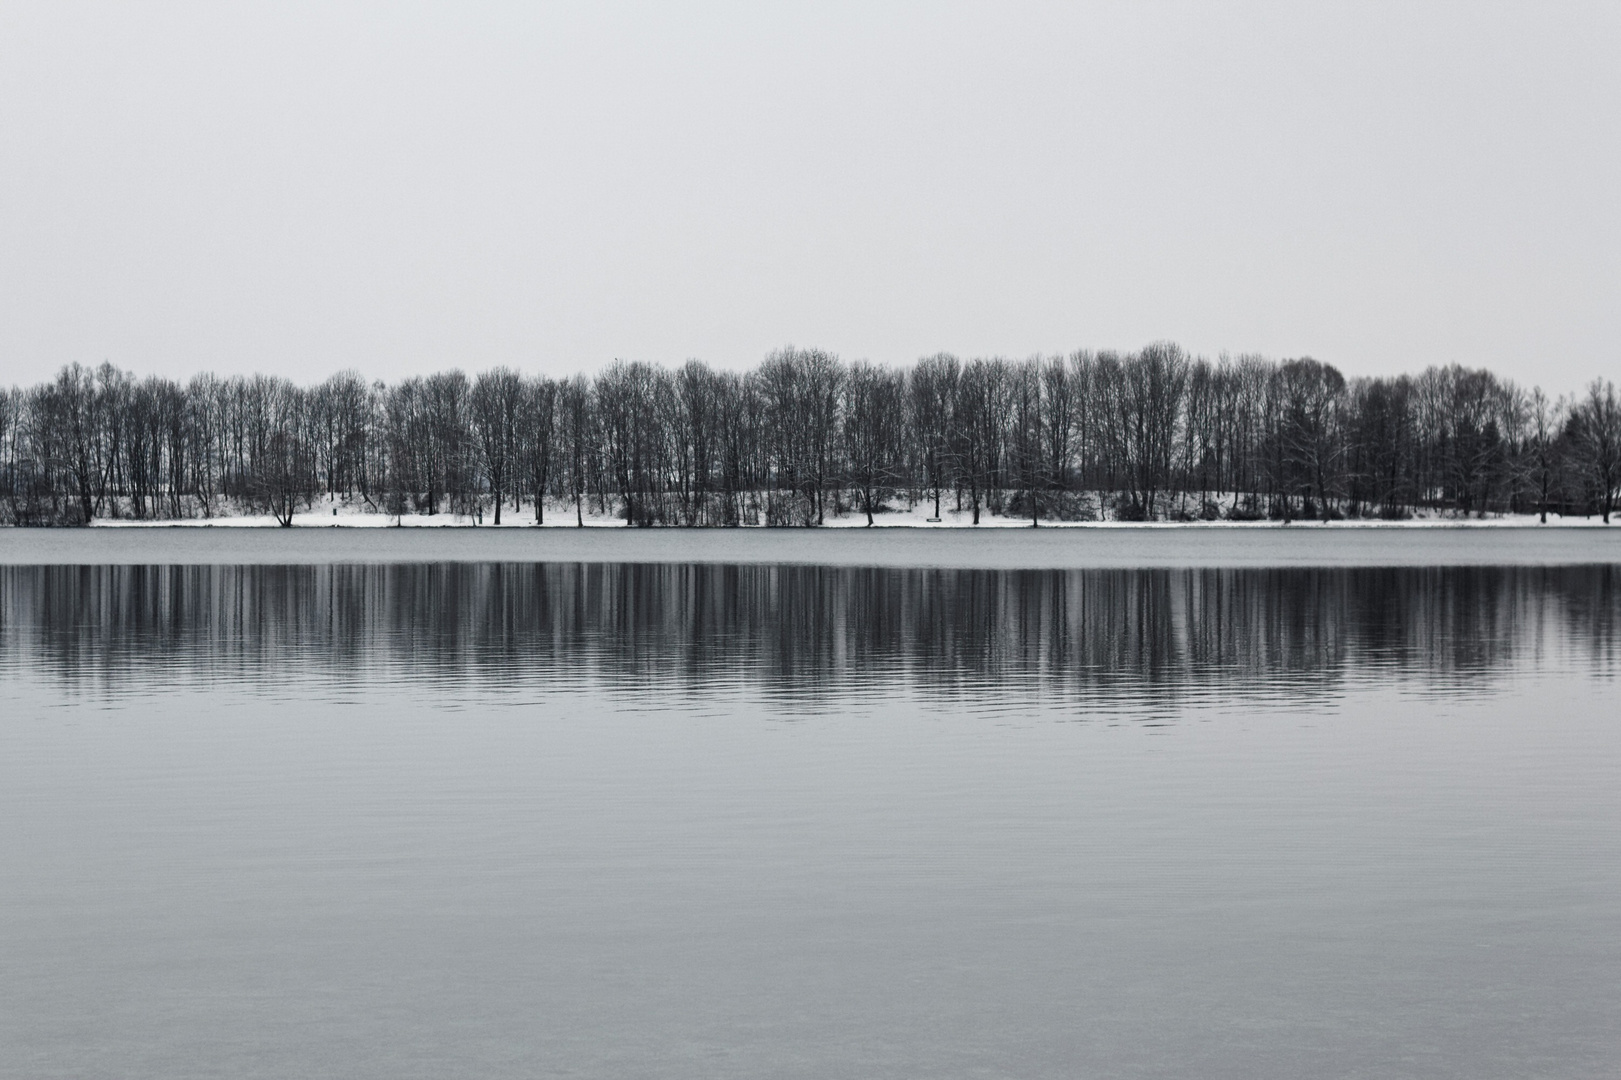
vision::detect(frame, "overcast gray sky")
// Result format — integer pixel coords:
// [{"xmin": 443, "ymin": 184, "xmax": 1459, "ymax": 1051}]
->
[{"xmin": 1, "ymin": 1, "xmax": 1616, "ymax": 392}]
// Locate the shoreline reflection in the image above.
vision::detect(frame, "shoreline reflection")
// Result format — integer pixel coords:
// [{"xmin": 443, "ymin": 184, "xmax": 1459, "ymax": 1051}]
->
[{"xmin": 2, "ymin": 563, "xmax": 1615, "ymax": 716}]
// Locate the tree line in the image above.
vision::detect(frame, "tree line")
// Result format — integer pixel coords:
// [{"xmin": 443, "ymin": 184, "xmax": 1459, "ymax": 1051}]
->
[{"xmin": 1, "ymin": 344, "xmax": 1617, "ymax": 526}]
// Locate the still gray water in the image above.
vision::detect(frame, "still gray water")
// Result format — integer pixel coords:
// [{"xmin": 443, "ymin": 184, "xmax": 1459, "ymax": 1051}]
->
[
  {"xmin": 2, "ymin": 547, "xmax": 1619, "ymax": 1078},
  {"xmin": 7, "ymin": 522, "xmax": 1621, "ymax": 567}
]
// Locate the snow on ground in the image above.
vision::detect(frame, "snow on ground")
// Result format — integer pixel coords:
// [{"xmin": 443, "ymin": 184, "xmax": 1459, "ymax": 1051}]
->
[{"xmin": 84, "ymin": 493, "xmax": 1614, "ymax": 528}]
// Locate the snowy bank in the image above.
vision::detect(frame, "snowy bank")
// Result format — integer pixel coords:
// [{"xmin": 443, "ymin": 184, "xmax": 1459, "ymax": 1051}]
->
[
  {"xmin": 79, "ymin": 492, "xmax": 1619, "ymax": 530},
  {"xmin": 8, "ymin": 520, "xmax": 1620, "ymax": 569}
]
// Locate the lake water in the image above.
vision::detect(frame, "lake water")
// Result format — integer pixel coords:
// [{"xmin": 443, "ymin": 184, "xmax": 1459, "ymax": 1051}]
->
[
  {"xmin": 10, "ymin": 522, "xmax": 1621, "ymax": 566},
  {"xmin": 1, "ymin": 533, "xmax": 1618, "ymax": 1079}
]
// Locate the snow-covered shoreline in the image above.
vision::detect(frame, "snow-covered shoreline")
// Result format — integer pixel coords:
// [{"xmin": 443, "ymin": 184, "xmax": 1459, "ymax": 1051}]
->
[
  {"xmin": 83, "ymin": 511, "xmax": 1615, "ymax": 529},
  {"xmin": 67, "ymin": 492, "xmax": 1616, "ymax": 530},
  {"xmin": 9, "ymin": 518, "xmax": 1619, "ymax": 569}
]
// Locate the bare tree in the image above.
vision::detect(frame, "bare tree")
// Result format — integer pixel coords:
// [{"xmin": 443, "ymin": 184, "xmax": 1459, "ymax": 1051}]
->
[
  {"xmin": 1524, "ymin": 388, "xmax": 1566, "ymax": 524},
  {"xmin": 471, "ymin": 367, "xmax": 524, "ymax": 524},
  {"xmin": 1100, "ymin": 344, "xmax": 1188, "ymax": 519},
  {"xmin": 1275, "ymin": 358, "xmax": 1347, "ymax": 522},
  {"xmin": 1573, "ymin": 379, "xmax": 1620, "ymax": 523},
  {"xmin": 954, "ymin": 359, "xmax": 1011, "ymax": 524},
  {"xmin": 1009, "ymin": 358, "xmax": 1047, "ymax": 525},
  {"xmin": 246, "ymin": 379, "xmax": 313, "ymax": 526},
  {"xmin": 909, "ymin": 353, "xmax": 959, "ymax": 519},
  {"xmin": 525, "ymin": 376, "xmax": 559, "ymax": 524},
  {"xmin": 557, "ymin": 375, "xmax": 593, "ymax": 526},
  {"xmin": 843, "ymin": 362, "xmax": 905, "ymax": 525}
]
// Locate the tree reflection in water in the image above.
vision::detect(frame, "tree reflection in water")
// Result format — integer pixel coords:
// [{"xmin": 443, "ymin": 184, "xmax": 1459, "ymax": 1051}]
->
[{"xmin": 2, "ymin": 563, "xmax": 1616, "ymax": 717}]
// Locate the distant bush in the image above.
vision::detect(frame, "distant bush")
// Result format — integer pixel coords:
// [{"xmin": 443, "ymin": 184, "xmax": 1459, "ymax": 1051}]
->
[
  {"xmin": 1006, "ymin": 489, "xmax": 1096, "ymax": 522},
  {"xmin": 1226, "ymin": 501, "xmax": 1266, "ymax": 522}
]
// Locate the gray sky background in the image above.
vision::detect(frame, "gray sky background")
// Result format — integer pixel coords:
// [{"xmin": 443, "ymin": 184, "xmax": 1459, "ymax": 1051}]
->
[{"xmin": 1, "ymin": 1, "xmax": 1616, "ymax": 392}]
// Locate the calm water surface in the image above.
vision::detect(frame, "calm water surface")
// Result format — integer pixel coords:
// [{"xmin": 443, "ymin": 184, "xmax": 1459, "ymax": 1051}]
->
[{"xmin": 2, "ymin": 554, "xmax": 1618, "ymax": 1079}]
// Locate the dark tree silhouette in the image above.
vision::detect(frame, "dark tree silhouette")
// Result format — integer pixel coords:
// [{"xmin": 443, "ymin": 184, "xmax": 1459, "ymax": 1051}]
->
[{"xmin": 2, "ymin": 345, "xmax": 1612, "ymax": 527}]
